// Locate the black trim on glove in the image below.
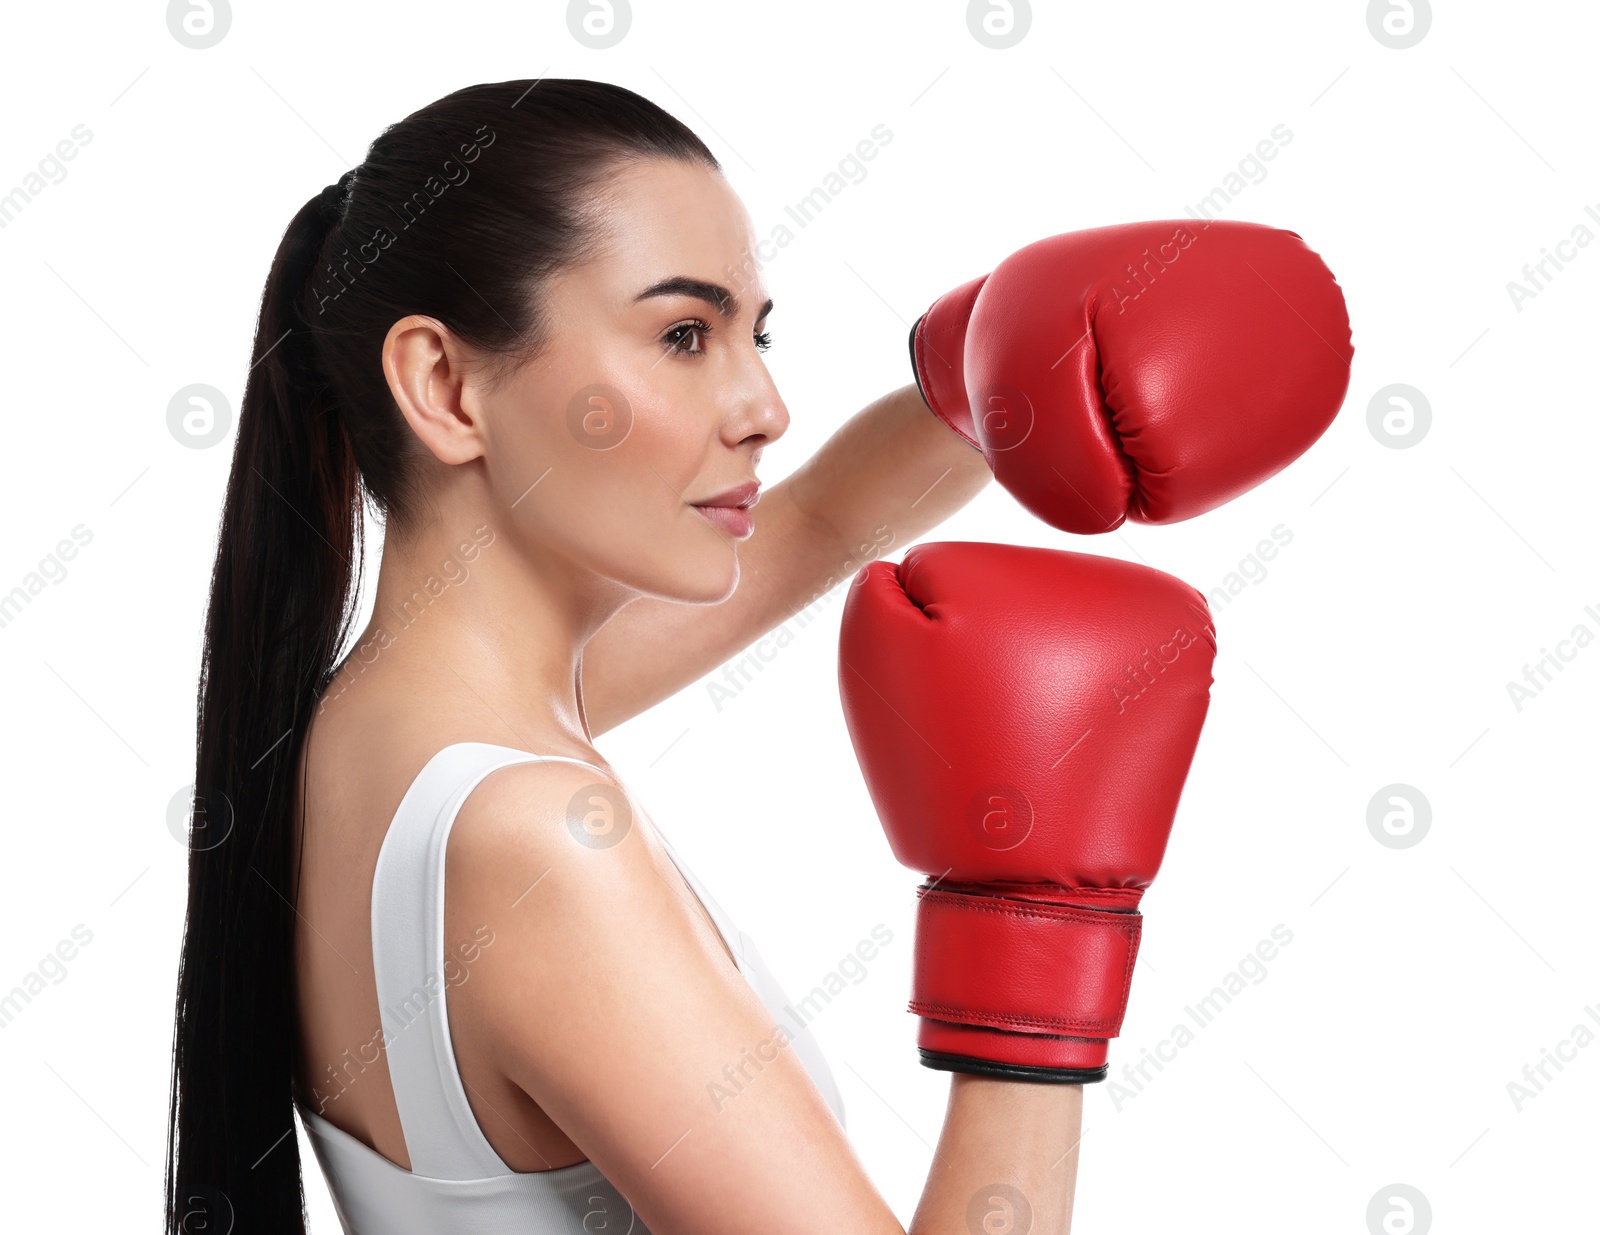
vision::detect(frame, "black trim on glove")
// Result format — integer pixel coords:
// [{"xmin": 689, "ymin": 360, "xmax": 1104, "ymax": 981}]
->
[
  {"xmin": 907, "ymin": 313, "xmax": 933, "ymax": 410},
  {"xmin": 918, "ymin": 1049, "xmax": 1109, "ymax": 1085}
]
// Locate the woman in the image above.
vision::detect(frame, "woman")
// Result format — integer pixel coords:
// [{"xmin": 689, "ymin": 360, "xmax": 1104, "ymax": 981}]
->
[{"xmin": 165, "ymin": 77, "xmax": 1085, "ymax": 1234}]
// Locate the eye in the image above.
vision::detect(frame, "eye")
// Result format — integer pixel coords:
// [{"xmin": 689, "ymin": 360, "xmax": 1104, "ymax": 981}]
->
[
  {"xmin": 753, "ymin": 330, "xmax": 773, "ymax": 352},
  {"xmin": 662, "ymin": 319, "xmax": 712, "ymax": 356}
]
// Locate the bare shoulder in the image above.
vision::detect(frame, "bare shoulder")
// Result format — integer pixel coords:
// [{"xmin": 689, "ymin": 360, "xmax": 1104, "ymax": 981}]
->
[
  {"xmin": 446, "ymin": 756, "xmax": 641, "ymax": 894},
  {"xmin": 443, "ymin": 757, "xmax": 679, "ymax": 980}
]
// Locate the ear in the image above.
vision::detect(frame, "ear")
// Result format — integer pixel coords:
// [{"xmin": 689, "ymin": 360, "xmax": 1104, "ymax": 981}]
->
[{"xmin": 382, "ymin": 314, "xmax": 486, "ymax": 466}]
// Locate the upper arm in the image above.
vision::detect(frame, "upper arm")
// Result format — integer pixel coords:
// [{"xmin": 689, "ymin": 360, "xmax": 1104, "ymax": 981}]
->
[
  {"xmin": 446, "ymin": 762, "xmax": 903, "ymax": 1235},
  {"xmin": 581, "ymin": 383, "xmax": 991, "ymax": 735}
]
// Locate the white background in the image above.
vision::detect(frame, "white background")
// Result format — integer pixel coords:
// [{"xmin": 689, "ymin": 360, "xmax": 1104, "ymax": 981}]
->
[{"xmin": 1, "ymin": 1, "xmax": 1594, "ymax": 1231}]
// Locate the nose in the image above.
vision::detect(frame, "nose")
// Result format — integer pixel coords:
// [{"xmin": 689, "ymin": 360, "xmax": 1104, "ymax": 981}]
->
[{"xmin": 724, "ymin": 364, "xmax": 789, "ymax": 450}]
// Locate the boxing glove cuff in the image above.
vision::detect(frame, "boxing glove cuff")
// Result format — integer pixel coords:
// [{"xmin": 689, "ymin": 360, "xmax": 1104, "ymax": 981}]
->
[
  {"xmin": 908, "ymin": 274, "xmax": 988, "ymax": 451},
  {"xmin": 910, "ymin": 885, "xmax": 1142, "ymax": 1080}
]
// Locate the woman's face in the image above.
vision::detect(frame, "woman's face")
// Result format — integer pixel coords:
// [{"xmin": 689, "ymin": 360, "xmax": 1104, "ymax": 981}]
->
[{"xmin": 480, "ymin": 157, "xmax": 788, "ymax": 606}]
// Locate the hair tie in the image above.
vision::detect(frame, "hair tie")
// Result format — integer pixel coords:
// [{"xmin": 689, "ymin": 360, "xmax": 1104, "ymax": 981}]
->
[{"xmin": 318, "ymin": 168, "xmax": 357, "ymax": 219}]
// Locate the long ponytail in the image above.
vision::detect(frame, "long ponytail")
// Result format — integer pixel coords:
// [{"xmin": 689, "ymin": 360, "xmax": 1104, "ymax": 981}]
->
[
  {"xmin": 164, "ymin": 78, "xmax": 718, "ymax": 1234},
  {"xmin": 165, "ymin": 179, "xmax": 363, "ymax": 1233}
]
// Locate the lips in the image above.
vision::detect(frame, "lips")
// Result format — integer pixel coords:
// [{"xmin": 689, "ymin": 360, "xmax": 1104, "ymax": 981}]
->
[
  {"xmin": 693, "ymin": 505, "xmax": 755, "ymax": 540},
  {"xmin": 691, "ymin": 480, "xmax": 761, "ymax": 511},
  {"xmin": 691, "ymin": 480, "xmax": 760, "ymax": 541}
]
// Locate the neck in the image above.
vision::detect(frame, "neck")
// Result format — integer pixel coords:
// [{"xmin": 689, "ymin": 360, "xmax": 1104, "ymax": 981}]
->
[{"xmin": 338, "ymin": 505, "xmax": 635, "ymax": 751}]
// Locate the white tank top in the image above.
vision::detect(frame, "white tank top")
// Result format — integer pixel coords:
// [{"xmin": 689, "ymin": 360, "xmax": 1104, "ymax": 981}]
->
[{"xmin": 297, "ymin": 742, "xmax": 844, "ymax": 1234}]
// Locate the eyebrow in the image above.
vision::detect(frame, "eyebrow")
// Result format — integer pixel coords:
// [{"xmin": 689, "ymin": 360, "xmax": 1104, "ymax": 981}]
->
[{"xmin": 634, "ymin": 276, "xmax": 773, "ymax": 324}]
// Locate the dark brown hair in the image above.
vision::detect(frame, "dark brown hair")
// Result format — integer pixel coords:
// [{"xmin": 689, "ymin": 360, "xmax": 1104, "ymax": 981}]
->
[{"xmin": 166, "ymin": 78, "xmax": 718, "ymax": 1234}]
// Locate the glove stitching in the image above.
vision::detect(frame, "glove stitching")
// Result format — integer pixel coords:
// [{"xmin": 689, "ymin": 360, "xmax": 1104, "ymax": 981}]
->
[
  {"xmin": 920, "ymin": 889, "xmax": 1142, "ymax": 933},
  {"xmin": 910, "ymin": 1000, "xmax": 1120, "ymax": 1035}
]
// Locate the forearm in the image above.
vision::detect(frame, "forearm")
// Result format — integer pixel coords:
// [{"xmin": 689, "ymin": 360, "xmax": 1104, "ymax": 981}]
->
[
  {"xmin": 784, "ymin": 382, "xmax": 991, "ymax": 562},
  {"xmin": 910, "ymin": 1075, "xmax": 1084, "ymax": 1235}
]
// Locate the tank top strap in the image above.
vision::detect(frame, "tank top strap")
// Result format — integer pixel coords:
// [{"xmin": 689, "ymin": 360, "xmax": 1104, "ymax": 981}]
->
[{"xmin": 369, "ymin": 741, "xmax": 611, "ymax": 1180}]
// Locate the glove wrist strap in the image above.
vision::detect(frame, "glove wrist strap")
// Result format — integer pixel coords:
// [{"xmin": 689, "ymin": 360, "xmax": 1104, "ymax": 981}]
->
[{"xmin": 911, "ymin": 884, "xmax": 1142, "ymax": 1041}]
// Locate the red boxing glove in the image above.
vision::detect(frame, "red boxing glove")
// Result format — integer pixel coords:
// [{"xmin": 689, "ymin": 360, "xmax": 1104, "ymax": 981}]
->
[
  {"xmin": 838, "ymin": 542, "xmax": 1215, "ymax": 1082},
  {"xmin": 910, "ymin": 219, "xmax": 1353, "ymax": 533}
]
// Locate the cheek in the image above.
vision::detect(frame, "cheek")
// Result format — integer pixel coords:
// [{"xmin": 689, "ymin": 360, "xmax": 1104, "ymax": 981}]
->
[{"xmin": 606, "ymin": 387, "xmax": 704, "ymax": 507}]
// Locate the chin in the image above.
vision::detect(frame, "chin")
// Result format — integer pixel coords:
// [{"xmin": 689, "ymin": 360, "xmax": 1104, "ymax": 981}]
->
[
  {"xmin": 669, "ymin": 548, "xmax": 741, "ymax": 605},
  {"xmin": 622, "ymin": 549, "xmax": 739, "ymax": 606},
  {"xmin": 683, "ymin": 561, "xmax": 740, "ymax": 605}
]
